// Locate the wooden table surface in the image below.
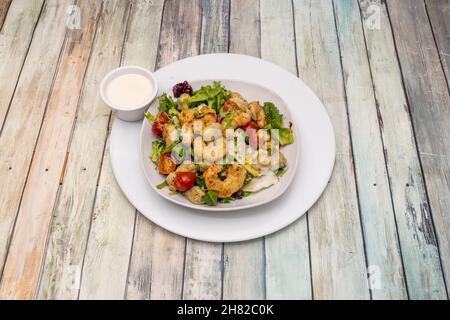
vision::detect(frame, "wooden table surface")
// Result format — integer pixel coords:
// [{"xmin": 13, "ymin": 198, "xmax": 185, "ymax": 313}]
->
[{"xmin": 0, "ymin": 0, "xmax": 449, "ymax": 300}]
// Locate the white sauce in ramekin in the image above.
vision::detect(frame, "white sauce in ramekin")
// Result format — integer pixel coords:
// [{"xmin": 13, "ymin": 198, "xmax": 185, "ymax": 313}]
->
[{"xmin": 105, "ymin": 73, "xmax": 154, "ymax": 108}]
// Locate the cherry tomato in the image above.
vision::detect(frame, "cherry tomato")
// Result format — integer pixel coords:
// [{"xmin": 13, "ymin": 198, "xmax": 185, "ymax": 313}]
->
[
  {"xmin": 157, "ymin": 152, "xmax": 176, "ymax": 174},
  {"xmin": 152, "ymin": 121, "xmax": 163, "ymax": 137},
  {"xmin": 156, "ymin": 112, "xmax": 169, "ymax": 124},
  {"xmin": 174, "ymin": 172, "xmax": 196, "ymax": 192},
  {"xmin": 242, "ymin": 121, "xmax": 259, "ymax": 147}
]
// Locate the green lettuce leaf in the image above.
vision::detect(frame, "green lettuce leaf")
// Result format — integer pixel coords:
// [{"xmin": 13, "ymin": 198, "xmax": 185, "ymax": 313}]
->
[
  {"xmin": 202, "ymin": 190, "xmax": 218, "ymax": 206},
  {"xmin": 263, "ymin": 102, "xmax": 283, "ymax": 129},
  {"xmin": 158, "ymin": 93, "xmax": 176, "ymax": 112}
]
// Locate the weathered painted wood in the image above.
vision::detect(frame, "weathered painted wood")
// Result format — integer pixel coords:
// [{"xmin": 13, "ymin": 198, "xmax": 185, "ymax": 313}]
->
[
  {"xmin": 0, "ymin": 0, "xmax": 45, "ymax": 130},
  {"xmin": 359, "ymin": 0, "xmax": 447, "ymax": 300},
  {"xmin": 333, "ymin": 0, "xmax": 406, "ymax": 299},
  {"xmin": 37, "ymin": 0, "xmax": 131, "ymax": 300},
  {"xmin": 0, "ymin": 0, "xmax": 71, "ymax": 298},
  {"xmin": 0, "ymin": 0, "xmax": 101, "ymax": 300},
  {"xmin": 387, "ymin": 0, "xmax": 450, "ymax": 296},
  {"xmin": 0, "ymin": 0, "xmax": 12, "ymax": 29},
  {"xmin": 79, "ymin": 0, "xmax": 164, "ymax": 300},
  {"xmin": 200, "ymin": 0, "xmax": 229, "ymax": 54},
  {"xmin": 182, "ymin": 0, "xmax": 228, "ymax": 300},
  {"xmin": 293, "ymin": 0, "xmax": 369, "ymax": 299},
  {"xmin": 425, "ymin": 0, "xmax": 450, "ymax": 89},
  {"xmin": 260, "ymin": 0, "xmax": 312, "ymax": 300},
  {"xmin": 223, "ymin": 0, "xmax": 265, "ymax": 300},
  {"xmin": 126, "ymin": 0, "xmax": 202, "ymax": 300}
]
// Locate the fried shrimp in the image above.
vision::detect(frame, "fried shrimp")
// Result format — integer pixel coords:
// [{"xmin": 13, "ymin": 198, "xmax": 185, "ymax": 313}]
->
[
  {"xmin": 245, "ymin": 101, "xmax": 267, "ymax": 128},
  {"xmin": 179, "ymin": 105, "xmax": 217, "ymax": 128},
  {"xmin": 227, "ymin": 92, "xmax": 247, "ymax": 108},
  {"xmin": 203, "ymin": 164, "xmax": 246, "ymax": 198},
  {"xmin": 194, "ymin": 136, "xmax": 226, "ymax": 162},
  {"xmin": 222, "ymin": 110, "xmax": 251, "ymax": 130},
  {"xmin": 162, "ymin": 123, "xmax": 178, "ymax": 146}
]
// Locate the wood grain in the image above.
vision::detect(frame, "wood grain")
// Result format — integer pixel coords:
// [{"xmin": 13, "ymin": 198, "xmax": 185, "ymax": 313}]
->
[
  {"xmin": 333, "ymin": 0, "xmax": 406, "ymax": 299},
  {"xmin": 126, "ymin": 0, "xmax": 202, "ymax": 300},
  {"xmin": 387, "ymin": 0, "xmax": 450, "ymax": 296},
  {"xmin": 260, "ymin": 0, "xmax": 312, "ymax": 300},
  {"xmin": 0, "ymin": 0, "xmax": 71, "ymax": 299},
  {"xmin": 359, "ymin": 0, "xmax": 447, "ymax": 300},
  {"xmin": 1, "ymin": 0, "xmax": 101, "ymax": 300},
  {"xmin": 0, "ymin": 0, "xmax": 45, "ymax": 131},
  {"xmin": 293, "ymin": 0, "xmax": 369, "ymax": 299},
  {"xmin": 425, "ymin": 0, "xmax": 450, "ymax": 89},
  {"xmin": 0, "ymin": 0, "xmax": 12, "ymax": 29},
  {"xmin": 79, "ymin": 0, "xmax": 164, "ymax": 300},
  {"xmin": 37, "ymin": 0, "xmax": 131, "ymax": 300},
  {"xmin": 182, "ymin": 0, "xmax": 228, "ymax": 300},
  {"xmin": 223, "ymin": 0, "xmax": 265, "ymax": 300}
]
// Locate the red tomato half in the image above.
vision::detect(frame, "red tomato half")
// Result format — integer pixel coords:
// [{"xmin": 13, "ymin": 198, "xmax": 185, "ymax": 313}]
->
[
  {"xmin": 174, "ymin": 172, "xmax": 196, "ymax": 192},
  {"xmin": 242, "ymin": 121, "xmax": 259, "ymax": 147}
]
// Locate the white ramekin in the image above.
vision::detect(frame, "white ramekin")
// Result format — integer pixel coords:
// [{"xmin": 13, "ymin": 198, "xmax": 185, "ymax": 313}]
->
[{"xmin": 99, "ymin": 66, "xmax": 158, "ymax": 122}]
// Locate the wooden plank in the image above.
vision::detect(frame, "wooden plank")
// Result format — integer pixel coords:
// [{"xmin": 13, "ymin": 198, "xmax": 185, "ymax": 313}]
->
[
  {"xmin": 126, "ymin": 0, "xmax": 202, "ymax": 300},
  {"xmin": 223, "ymin": 0, "xmax": 265, "ymax": 300},
  {"xmin": 387, "ymin": 0, "xmax": 450, "ymax": 296},
  {"xmin": 36, "ymin": 0, "xmax": 131, "ymax": 300},
  {"xmin": 79, "ymin": 0, "xmax": 164, "ymax": 300},
  {"xmin": 293, "ymin": 0, "xmax": 369, "ymax": 299},
  {"xmin": 425, "ymin": 0, "xmax": 450, "ymax": 89},
  {"xmin": 0, "ymin": 0, "xmax": 102, "ymax": 300},
  {"xmin": 0, "ymin": 0, "xmax": 12, "ymax": 29},
  {"xmin": 0, "ymin": 0, "xmax": 45, "ymax": 131},
  {"xmin": 181, "ymin": 0, "xmax": 228, "ymax": 300},
  {"xmin": 333, "ymin": 0, "xmax": 407, "ymax": 299},
  {"xmin": 359, "ymin": 0, "xmax": 447, "ymax": 300},
  {"xmin": 0, "ymin": 0, "xmax": 71, "ymax": 298},
  {"xmin": 260, "ymin": 0, "xmax": 312, "ymax": 300}
]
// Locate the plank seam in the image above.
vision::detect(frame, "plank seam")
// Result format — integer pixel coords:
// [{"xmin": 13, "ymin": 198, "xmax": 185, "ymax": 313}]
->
[
  {"xmin": 35, "ymin": 0, "xmax": 105, "ymax": 298},
  {"xmin": 423, "ymin": 0, "xmax": 450, "ymax": 96},
  {"xmin": 291, "ymin": 0, "xmax": 313, "ymax": 299},
  {"xmin": 0, "ymin": 0, "xmax": 47, "ymax": 136},
  {"xmin": 331, "ymin": 0, "xmax": 371, "ymax": 300},
  {"xmin": 355, "ymin": 0, "xmax": 409, "ymax": 299},
  {"xmin": 384, "ymin": 0, "xmax": 449, "ymax": 299},
  {"xmin": 76, "ymin": 0, "xmax": 134, "ymax": 300},
  {"xmin": 0, "ymin": 1, "xmax": 70, "ymax": 286},
  {"xmin": 0, "ymin": 0, "xmax": 12, "ymax": 32},
  {"xmin": 180, "ymin": 238, "xmax": 188, "ymax": 300}
]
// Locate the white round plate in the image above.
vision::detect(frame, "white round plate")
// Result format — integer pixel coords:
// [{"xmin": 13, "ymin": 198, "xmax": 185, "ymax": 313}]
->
[
  {"xmin": 140, "ymin": 79, "xmax": 300, "ymax": 211},
  {"xmin": 110, "ymin": 54, "xmax": 335, "ymax": 242}
]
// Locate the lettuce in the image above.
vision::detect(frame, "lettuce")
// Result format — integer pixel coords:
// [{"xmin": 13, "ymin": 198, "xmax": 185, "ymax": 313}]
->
[
  {"xmin": 144, "ymin": 111, "xmax": 156, "ymax": 122},
  {"xmin": 150, "ymin": 139, "xmax": 165, "ymax": 163},
  {"xmin": 178, "ymin": 81, "xmax": 230, "ymax": 111},
  {"xmin": 158, "ymin": 93, "xmax": 176, "ymax": 112},
  {"xmin": 272, "ymin": 128, "xmax": 294, "ymax": 145},
  {"xmin": 263, "ymin": 102, "xmax": 283, "ymax": 129},
  {"xmin": 202, "ymin": 190, "xmax": 218, "ymax": 206}
]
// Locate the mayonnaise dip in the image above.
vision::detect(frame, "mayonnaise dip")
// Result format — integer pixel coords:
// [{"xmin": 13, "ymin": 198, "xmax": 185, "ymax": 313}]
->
[{"xmin": 106, "ymin": 73, "xmax": 154, "ymax": 109}]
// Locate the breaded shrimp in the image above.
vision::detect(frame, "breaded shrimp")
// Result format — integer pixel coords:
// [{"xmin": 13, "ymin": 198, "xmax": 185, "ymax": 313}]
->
[
  {"xmin": 227, "ymin": 92, "xmax": 247, "ymax": 108},
  {"xmin": 203, "ymin": 164, "xmax": 246, "ymax": 198},
  {"xmin": 179, "ymin": 105, "xmax": 217, "ymax": 128},
  {"xmin": 245, "ymin": 101, "xmax": 267, "ymax": 128},
  {"xmin": 221, "ymin": 110, "xmax": 251, "ymax": 130},
  {"xmin": 162, "ymin": 123, "xmax": 178, "ymax": 147}
]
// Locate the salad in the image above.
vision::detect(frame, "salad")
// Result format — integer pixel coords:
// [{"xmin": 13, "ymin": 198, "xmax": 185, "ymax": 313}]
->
[{"xmin": 144, "ymin": 81, "xmax": 294, "ymax": 206}]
